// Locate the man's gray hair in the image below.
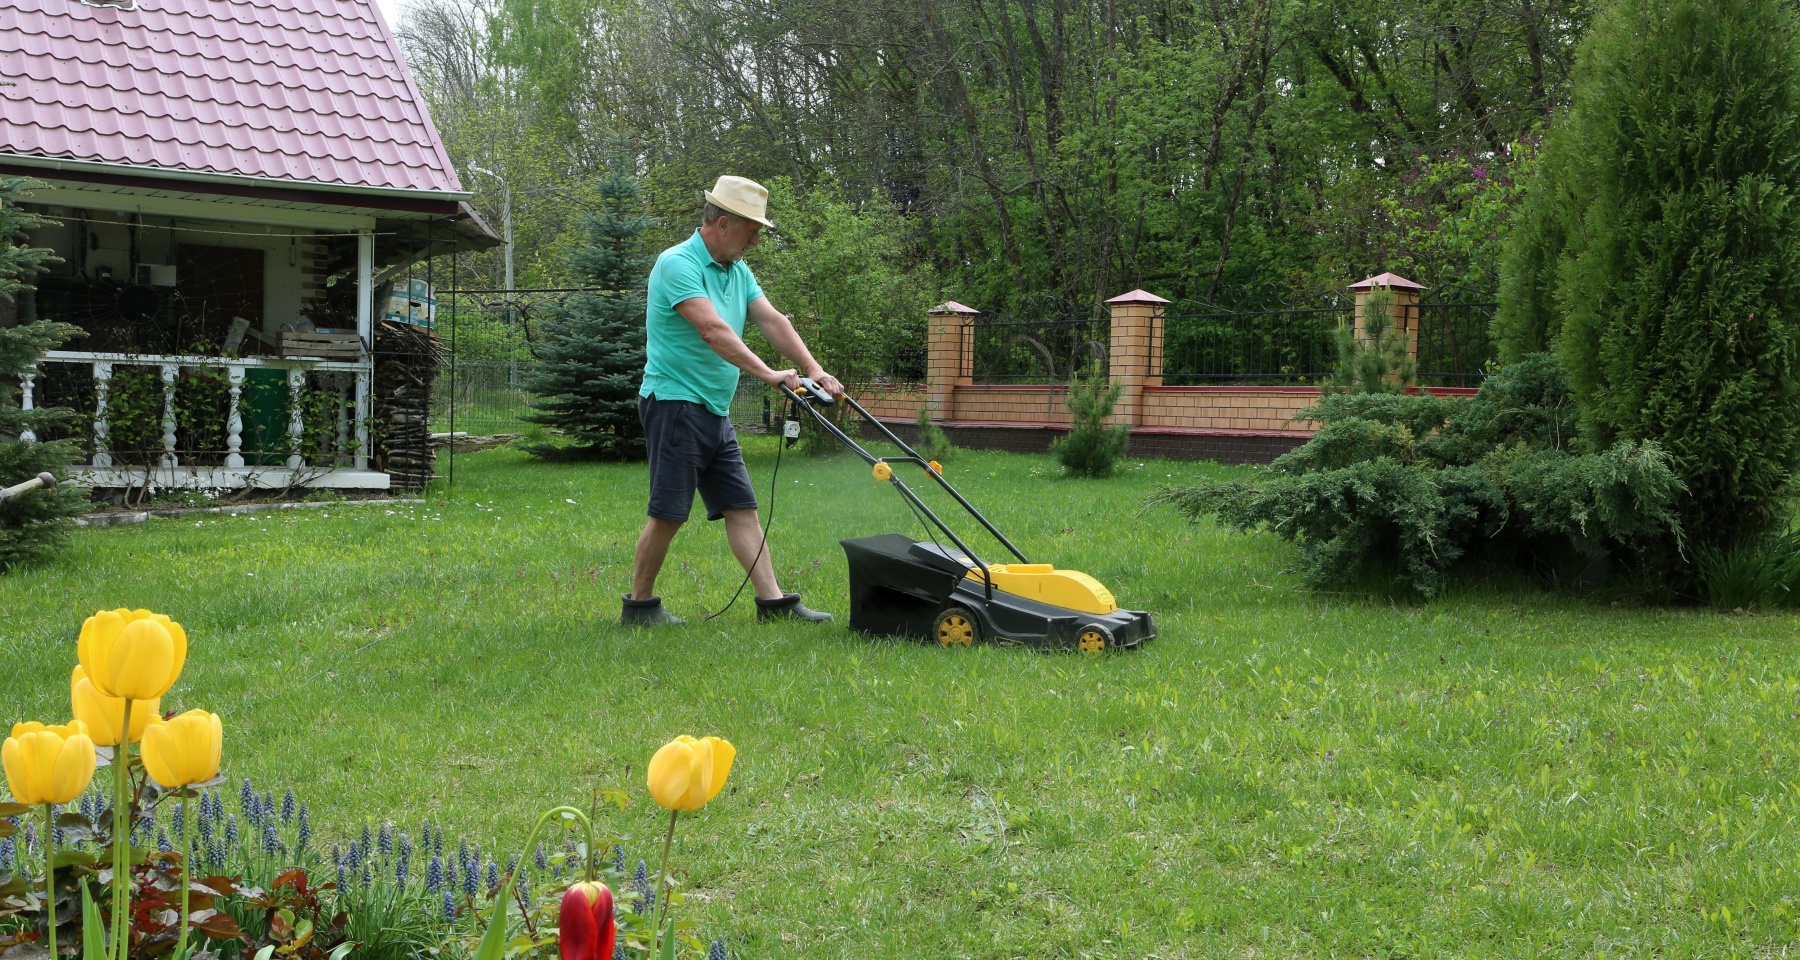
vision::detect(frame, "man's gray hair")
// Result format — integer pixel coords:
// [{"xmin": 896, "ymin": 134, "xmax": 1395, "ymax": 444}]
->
[{"xmin": 701, "ymin": 201, "xmax": 739, "ymax": 227}]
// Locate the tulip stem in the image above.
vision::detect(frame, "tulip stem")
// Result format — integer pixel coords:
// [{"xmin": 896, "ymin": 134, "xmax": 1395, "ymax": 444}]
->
[
  {"xmin": 473, "ymin": 806, "xmax": 592, "ymax": 960},
  {"xmin": 109, "ymin": 699, "xmax": 132, "ymax": 960},
  {"xmin": 42, "ymin": 802, "xmax": 56, "ymax": 960},
  {"xmin": 652, "ymin": 809, "xmax": 677, "ymax": 955},
  {"xmin": 173, "ymin": 795, "xmax": 191, "ymax": 960}
]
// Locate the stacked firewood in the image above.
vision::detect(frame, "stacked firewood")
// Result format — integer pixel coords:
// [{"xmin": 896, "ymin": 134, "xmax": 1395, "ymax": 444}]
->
[{"xmin": 372, "ymin": 320, "xmax": 441, "ymax": 490}]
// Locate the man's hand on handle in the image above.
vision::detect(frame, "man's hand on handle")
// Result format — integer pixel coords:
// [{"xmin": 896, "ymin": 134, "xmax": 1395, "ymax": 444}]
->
[{"xmin": 761, "ymin": 368, "xmax": 843, "ymax": 401}]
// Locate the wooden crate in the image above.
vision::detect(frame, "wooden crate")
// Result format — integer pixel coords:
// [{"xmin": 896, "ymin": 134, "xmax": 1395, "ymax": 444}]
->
[{"xmin": 280, "ymin": 330, "xmax": 363, "ymax": 360}]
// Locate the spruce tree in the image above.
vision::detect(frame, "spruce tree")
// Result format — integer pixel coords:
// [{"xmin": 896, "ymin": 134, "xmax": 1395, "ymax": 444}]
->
[
  {"xmin": 0, "ymin": 178, "xmax": 86, "ymax": 570},
  {"xmin": 522, "ymin": 145, "xmax": 651, "ymax": 460},
  {"xmin": 1495, "ymin": 0, "xmax": 1800, "ymax": 554}
]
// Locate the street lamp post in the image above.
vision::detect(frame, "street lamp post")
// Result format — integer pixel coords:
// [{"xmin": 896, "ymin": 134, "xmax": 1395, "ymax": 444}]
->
[{"xmin": 469, "ymin": 165, "xmax": 513, "ymax": 292}]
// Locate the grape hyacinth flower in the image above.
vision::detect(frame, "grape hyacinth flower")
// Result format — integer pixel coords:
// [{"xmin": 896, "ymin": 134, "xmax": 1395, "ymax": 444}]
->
[
  {"xmin": 397, "ymin": 831, "xmax": 412, "ymax": 865},
  {"xmin": 444, "ymin": 856, "xmax": 458, "ymax": 887},
  {"xmin": 460, "ymin": 858, "xmax": 478, "ymax": 897},
  {"xmin": 426, "ymin": 855, "xmax": 444, "ymax": 893},
  {"xmin": 281, "ymin": 789, "xmax": 296, "ymax": 826},
  {"xmin": 337, "ymin": 859, "xmax": 347, "ymax": 891},
  {"xmin": 613, "ymin": 947, "xmax": 627, "ymax": 960},
  {"xmin": 378, "ymin": 822, "xmax": 393, "ymax": 859},
  {"xmin": 709, "ymin": 940, "xmax": 727, "ymax": 960},
  {"xmin": 632, "ymin": 861, "xmax": 651, "ymax": 914},
  {"xmin": 442, "ymin": 891, "xmax": 457, "ymax": 923},
  {"xmin": 486, "ymin": 860, "xmax": 499, "ymax": 893},
  {"xmin": 296, "ymin": 804, "xmax": 311, "ymax": 855},
  {"xmin": 261, "ymin": 793, "xmax": 275, "ymax": 824},
  {"xmin": 347, "ymin": 840, "xmax": 363, "ymax": 871},
  {"xmin": 262, "ymin": 822, "xmax": 280, "ymax": 856},
  {"xmin": 225, "ymin": 813, "xmax": 239, "ymax": 847},
  {"xmin": 360, "ymin": 862, "xmax": 372, "ymax": 888},
  {"xmin": 612, "ymin": 844, "xmax": 625, "ymax": 874},
  {"xmin": 395, "ymin": 855, "xmax": 409, "ymax": 888},
  {"xmin": 0, "ymin": 835, "xmax": 13, "ymax": 871},
  {"xmin": 431, "ymin": 822, "xmax": 443, "ymax": 858},
  {"xmin": 244, "ymin": 793, "xmax": 260, "ymax": 828},
  {"xmin": 239, "ymin": 778, "xmax": 254, "ymax": 813},
  {"xmin": 206, "ymin": 837, "xmax": 225, "ymax": 868},
  {"xmin": 157, "ymin": 828, "xmax": 172, "ymax": 853},
  {"xmin": 22, "ymin": 822, "xmax": 37, "ymax": 859},
  {"xmin": 360, "ymin": 824, "xmax": 373, "ymax": 856},
  {"xmin": 534, "ymin": 842, "xmax": 547, "ymax": 872},
  {"xmin": 197, "ymin": 807, "xmax": 214, "ymax": 844}
]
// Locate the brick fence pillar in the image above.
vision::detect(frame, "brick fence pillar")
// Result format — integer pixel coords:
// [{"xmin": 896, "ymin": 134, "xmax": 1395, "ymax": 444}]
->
[
  {"xmin": 1105, "ymin": 288, "xmax": 1169, "ymax": 427},
  {"xmin": 1349, "ymin": 272, "xmax": 1427, "ymax": 365},
  {"xmin": 927, "ymin": 300, "xmax": 978, "ymax": 420}
]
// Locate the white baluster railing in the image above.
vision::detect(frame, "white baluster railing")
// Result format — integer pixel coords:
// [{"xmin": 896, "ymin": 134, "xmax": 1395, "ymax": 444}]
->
[
  {"xmin": 18, "ymin": 368, "xmax": 35, "ymax": 443},
  {"xmin": 159, "ymin": 364, "xmax": 178, "ymax": 468},
  {"xmin": 224, "ymin": 364, "xmax": 245, "ymax": 469},
  {"xmin": 35, "ymin": 351, "xmax": 375, "ymax": 486},
  {"xmin": 91, "ymin": 361, "xmax": 113, "ymax": 468}
]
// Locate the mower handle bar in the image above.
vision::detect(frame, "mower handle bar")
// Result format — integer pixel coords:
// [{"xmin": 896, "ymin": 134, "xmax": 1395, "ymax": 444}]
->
[
  {"xmin": 780, "ymin": 382, "xmax": 1030, "ymax": 599},
  {"xmin": 0, "ymin": 472, "xmax": 57, "ymax": 503}
]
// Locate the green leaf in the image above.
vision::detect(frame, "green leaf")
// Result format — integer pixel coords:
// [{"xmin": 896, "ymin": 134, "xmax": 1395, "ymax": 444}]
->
[
  {"xmin": 80, "ymin": 881, "xmax": 108, "ymax": 960},
  {"xmin": 0, "ymin": 821, "xmax": 15, "ymax": 839},
  {"xmin": 471, "ymin": 886, "xmax": 513, "ymax": 960},
  {"xmin": 324, "ymin": 944, "xmax": 354, "ymax": 960},
  {"xmin": 657, "ymin": 920, "xmax": 676, "ymax": 960},
  {"xmin": 0, "ymin": 803, "xmax": 29, "ymax": 818},
  {"xmin": 253, "ymin": 945, "xmax": 276, "ymax": 960}
]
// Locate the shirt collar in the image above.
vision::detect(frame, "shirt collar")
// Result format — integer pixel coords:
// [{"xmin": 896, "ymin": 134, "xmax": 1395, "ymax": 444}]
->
[{"xmin": 686, "ymin": 229, "xmax": 732, "ymax": 272}]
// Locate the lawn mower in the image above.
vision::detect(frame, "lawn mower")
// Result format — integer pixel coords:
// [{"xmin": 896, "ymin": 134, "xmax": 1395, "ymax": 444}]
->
[{"xmin": 778, "ymin": 379, "xmax": 1155, "ymax": 653}]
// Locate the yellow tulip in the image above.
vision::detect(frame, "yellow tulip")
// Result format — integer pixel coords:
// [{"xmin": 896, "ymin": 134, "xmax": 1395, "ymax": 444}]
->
[
  {"xmin": 646, "ymin": 735, "xmax": 735, "ymax": 812},
  {"xmin": 2, "ymin": 722, "xmax": 96, "ymax": 805},
  {"xmin": 77, "ymin": 608, "xmax": 187, "ymax": 701},
  {"xmin": 71, "ymin": 665, "xmax": 162, "ymax": 746},
  {"xmin": 140, "ymin": 710, "xmax": 222, "ymax": 790}
]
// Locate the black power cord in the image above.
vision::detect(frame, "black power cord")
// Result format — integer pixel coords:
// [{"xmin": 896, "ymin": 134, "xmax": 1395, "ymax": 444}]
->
[{"xmin": 704, "ymin": 396, "xmax": 792, "ymax": 621}]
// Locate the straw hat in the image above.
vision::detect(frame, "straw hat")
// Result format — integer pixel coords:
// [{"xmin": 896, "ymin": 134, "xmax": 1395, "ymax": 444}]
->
[{"xmin": 704, "ymin": 176, "xmax": 775, "ymax": 228}]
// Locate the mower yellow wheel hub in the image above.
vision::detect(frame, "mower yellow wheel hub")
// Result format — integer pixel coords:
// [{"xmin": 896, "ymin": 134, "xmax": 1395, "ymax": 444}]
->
[
  {"xmin": 1078, "ymin": 630, "xmax": 1107, "ymax": 654},
  {"xmin": 966, "ymin": 563, "xmax": 1118, "ymax": 615},
  {"xmin": 937, "ymin": 613, "xmax": 976, "ymax": 647}
]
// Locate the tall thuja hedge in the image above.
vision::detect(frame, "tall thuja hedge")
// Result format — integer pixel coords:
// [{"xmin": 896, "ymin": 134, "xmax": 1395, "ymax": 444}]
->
[
  {"xmin": 522, "ymin": 144, "xmax": 650, "ymax": 460},
  {"xmin": 1496, "ymin": 0, "xmax": 1800, "ymax": 553},
  {"xmin": 0, "ymin": 178, "xmax": 86, "ymax": 569}
]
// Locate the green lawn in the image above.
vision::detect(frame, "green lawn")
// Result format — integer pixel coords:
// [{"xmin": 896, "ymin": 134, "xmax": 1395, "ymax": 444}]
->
[{"xmin": 3, "ymin": 441, "xmax": 1798, "ymax": 958}]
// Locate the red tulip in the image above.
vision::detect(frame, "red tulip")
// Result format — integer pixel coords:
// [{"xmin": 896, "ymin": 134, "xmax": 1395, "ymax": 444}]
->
[{"xmin": 559, "ymin": 881, "xmax": 616, "ymax": 960}]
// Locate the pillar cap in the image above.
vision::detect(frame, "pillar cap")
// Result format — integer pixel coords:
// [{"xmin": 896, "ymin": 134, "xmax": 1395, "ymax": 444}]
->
[
  {"xmin": 929, "ymin": 300, "xmax": 981, "ymax": 315},
  {"xmin": 1348, "ymin": 272, "xmax": 1426, "ymax": 292},
  {"xmin": 1105, "ymin": 289, "xmax": 1170, "ymax": 305}
]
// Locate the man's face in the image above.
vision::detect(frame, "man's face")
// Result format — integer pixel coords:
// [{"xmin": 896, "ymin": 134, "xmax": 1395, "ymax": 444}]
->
[{"xmin": 712, "ymin": 214, "xmax": 763, "ymax": 262}]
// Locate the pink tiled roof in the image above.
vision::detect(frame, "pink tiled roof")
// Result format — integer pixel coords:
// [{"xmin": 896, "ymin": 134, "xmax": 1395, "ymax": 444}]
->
[{"xmin": 0, "ymin": 0, "xmax": 464, "ymax": 196}]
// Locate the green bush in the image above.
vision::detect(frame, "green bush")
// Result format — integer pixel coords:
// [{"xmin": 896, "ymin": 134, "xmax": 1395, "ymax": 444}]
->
[
  {"xmin": 913, "ymin": 406, "xmax": 955, "ymax": 463},
  {"xmin": 1154, "ymin": 355, "xmax": 1687, "ymax": 595},
  {"xmin": 1496, "ymin": 0, "xmax": 1800, "ymax": 558},
  {"xmin": 1694, "ymin": 528, "xmax": 1800, "ymax": 611},
  {"xmin": 1053, "ymin": 366, "xmax": 1130, "ymax": 478}
]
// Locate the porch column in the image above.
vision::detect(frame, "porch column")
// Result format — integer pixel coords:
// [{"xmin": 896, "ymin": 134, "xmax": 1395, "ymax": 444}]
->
[
  {"xmin": 286, "ymin": 367, "xmax": 306, "ymax": 470},
  {"xmin": 159, "ymin": 364, "xmax": 179, "ymax": 468},
  {"xmin": 927, "ymin": 301, "xmax": 978, "ymax": 421},
  {"xmin": 1105, "ymin": 289, "xmax": 1170, "ymax": 428},
  {"xmin": 224, "ymin": 364, "xmax": 246, "ymax": 469},
  {"xmin": 355, "ymin": 230, "xmax": 373, "ymax": 470}
]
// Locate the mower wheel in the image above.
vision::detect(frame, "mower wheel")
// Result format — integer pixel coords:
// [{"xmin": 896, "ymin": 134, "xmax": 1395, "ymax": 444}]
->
[
  {"xmin": 935, "ymin": 606, "xmax": 981, "ymax": 648},
  {"xmin": 1077, "ymin": 626, "xmax": 1110, "ymax": 654}
]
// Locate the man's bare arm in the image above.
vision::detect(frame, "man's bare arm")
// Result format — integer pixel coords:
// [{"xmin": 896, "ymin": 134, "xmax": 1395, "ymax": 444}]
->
[
  {"xmin": 748, "ymin": 297, "xmax": 842, "ymax": 398},
  {"xmin": 673, "ymin": 297, "xmax": 798, "ymax": 389}
]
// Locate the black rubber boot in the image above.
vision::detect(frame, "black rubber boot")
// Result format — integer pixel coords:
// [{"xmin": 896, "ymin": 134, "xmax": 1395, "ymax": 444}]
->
[
  {"xmin": 621, "ymin": 594, "xmax": 686, "ymax": 627},
  {"xmin": 755, "ymin": 593, "xmax": 832, "ymax": 624}
]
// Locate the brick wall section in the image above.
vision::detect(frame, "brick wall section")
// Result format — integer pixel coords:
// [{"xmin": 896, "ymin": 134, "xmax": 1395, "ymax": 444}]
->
[{"xmin": 1139, "ymin": 386, "xmax": 1319, "ymax": 434}]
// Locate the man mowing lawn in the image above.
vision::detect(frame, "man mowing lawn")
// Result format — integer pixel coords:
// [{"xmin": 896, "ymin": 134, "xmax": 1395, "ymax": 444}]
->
[{"xmin": 623, "ymin": 175, "xmax": 843, "ymax": 627}]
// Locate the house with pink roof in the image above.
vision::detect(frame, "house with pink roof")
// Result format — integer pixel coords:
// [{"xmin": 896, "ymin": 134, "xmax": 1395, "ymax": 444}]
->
[{"xmin": 0, "ymin": 0, "xmax": 498, "ymax": 491}]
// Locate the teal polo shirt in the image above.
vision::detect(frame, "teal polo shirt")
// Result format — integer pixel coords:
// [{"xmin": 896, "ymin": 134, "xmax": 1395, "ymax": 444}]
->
[{"xmin": 642, "ymin": 230, "xmax": 766, "ymax": 416}]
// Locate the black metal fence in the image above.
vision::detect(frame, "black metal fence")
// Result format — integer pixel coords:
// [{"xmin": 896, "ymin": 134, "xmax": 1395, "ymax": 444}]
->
[
  {"xmin": 1157, "ymin": 298, "xmax": 1496, "ymax": 388},
  {"xmin": 969, "ymin": 296, "xmax": 1110, "ymax": 384}
]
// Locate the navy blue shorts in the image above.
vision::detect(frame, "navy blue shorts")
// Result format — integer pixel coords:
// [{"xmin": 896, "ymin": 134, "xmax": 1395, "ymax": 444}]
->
[{"xmin": 639, "ymin": 394, "xmax": 759, "ymax": 522}]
